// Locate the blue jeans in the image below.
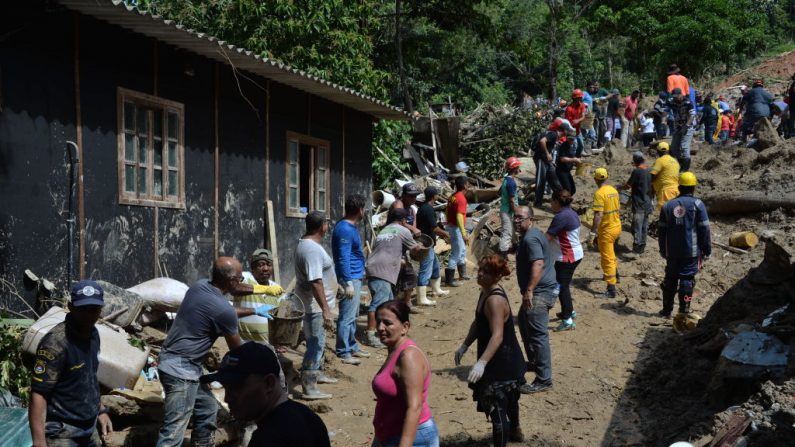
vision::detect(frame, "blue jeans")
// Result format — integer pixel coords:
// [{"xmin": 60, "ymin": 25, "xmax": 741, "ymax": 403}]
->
[
  {"xmin": 45, "ymin": 421, "xmax": 100, "ymax": 446},
  {"xmin": 574, "ymin": 134, "xmax": 584, "ymax": 157},
  {"xmin": 375, "ymin": 418, "xmax": 440, "ymax": 447},
  {"xmin": 336, "ymin": 279, "xmax": 362, "ymax": 357},
  {"xmin": 719, "ymin": 130, "xmax": 729, "ymax": 142},
  {"xmin": 303, "ymin": 312, "xmax": 326, "ymax": 371},
  {"xmin": 156, "ymin": 370, "xmax": 217, "ymax": 447},
  {"xmin": 417, "ymin": 250, "xmax": 441, "ymax": 286},
  {"xmin": 704, "ymin": 124, "xmax": 717, "ymax": 144},
  {"xmin": 517, "ymin": 293, "xmax": 556, "ymax": 384},
  {"xmin": 368, "ymin": 278, "xmax": 394, "ymax": 312},
  {"xmin": 445, "ymin": 225, "xmax": 467, "ymax": 269}
]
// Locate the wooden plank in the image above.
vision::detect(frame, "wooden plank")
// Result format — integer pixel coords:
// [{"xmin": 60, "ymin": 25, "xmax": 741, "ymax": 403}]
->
[
  {"xmin": 74, "ymin": 14, "xmax": 86, "ymax": 279},
  {"xmin": 264, "ymin": 200, "xmax": 280, "ymax": 284}
]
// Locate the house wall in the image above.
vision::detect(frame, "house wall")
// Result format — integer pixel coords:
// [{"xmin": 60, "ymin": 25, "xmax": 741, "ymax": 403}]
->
[{"xmin": 0, "ymin": 3, "xmax": 376, "ymax": 311}]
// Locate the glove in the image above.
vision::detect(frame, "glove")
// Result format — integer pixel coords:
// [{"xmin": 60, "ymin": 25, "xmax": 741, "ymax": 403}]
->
[
  {"xmin": 254, "ymin": 304, "xmax": 276, "ymax": 319},
  {"xmin": 343, "ymin": 282, "xmax": 355, "ymax": 298},
  {"xmin": 467, "ymin": 360, "xmax": 487, "ymax": 384},
  {"xmin": 454, "ymin": 344, "xmax": 468, "ymax": 366},
  {"xmin": 253, "ymin": 284, "xmax": 284, "ymax": 296}
]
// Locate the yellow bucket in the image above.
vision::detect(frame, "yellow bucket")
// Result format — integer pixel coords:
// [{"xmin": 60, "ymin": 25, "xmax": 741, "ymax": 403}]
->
[{"xmin": 575, "ymin": 162, "xmax": 592, "ymax": 177}]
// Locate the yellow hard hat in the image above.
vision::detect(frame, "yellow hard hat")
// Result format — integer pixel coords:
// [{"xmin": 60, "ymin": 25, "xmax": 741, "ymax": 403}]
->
[
  {"xmin": 679, "ymin": 171, "xmax": 697, "ymax": 186},
  {"xmin": 593, "ymin": 167, "xmax": 609, "ymax": 181},
  {"xmin": 657, "ymin": 142, "xmax": 670, "ymax": 153}
]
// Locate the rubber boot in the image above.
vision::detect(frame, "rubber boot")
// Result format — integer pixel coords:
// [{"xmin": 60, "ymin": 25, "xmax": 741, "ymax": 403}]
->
[
  {"xmin": 457, "ymin": 264, "xmax": 472, "ymax": 281},
  {"xmin": 430, "ymin": 277, "xmax": 449, "ymax": 296},
  {"xmin": 444, "ymin": 269, "xmax": 460, "ymax": 287},
  {"xmin": 678, "ymin": 295, "xmax": 692, "ymax": 314},
  {"xmin": 317, "ymin": 372, "xmax": 338, "ymax": 384},
  {"xmin": 301, "ymin": 371, "xmax": 332, "ymax": 400},
  {"xmin": 415, "ymin": 286, "xmax": 436, "ymax": 306},
  {"xmin": 660, "ymin": 287, "xmax": 676, "ymax": 317},
  {"xmin": 593, "ymin": 284, "xmax": 617, "ymax": 299}
]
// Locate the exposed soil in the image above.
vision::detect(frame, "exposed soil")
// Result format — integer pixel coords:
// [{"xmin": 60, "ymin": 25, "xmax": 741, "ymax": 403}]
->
[{"xmin": 300, "ymin": 139, "xmax": 795, "ymax": 446}]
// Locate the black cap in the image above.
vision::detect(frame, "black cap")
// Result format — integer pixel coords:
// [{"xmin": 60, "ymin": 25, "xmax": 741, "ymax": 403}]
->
[
  {"xmin": 671, "ymin": 88, "xmax": 683, "ymax": 96},
  {"xmin": 70, "ymin": 280, "xmax": 104, "ymax": 307},
  {"xmin": 402, "ymin": 183, "xmax": 421, "ymax": 196},
  {"xmin": 423, "ymin": 186, "xmax": 439, "ymax": 199},
  {"xmin": 200, "ymin": 342, "xmax": 281, "ymax": 385}
]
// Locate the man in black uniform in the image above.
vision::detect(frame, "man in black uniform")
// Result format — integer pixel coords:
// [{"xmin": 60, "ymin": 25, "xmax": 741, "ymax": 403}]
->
[
  {"xmin": 201, "ymin": 342, "xmax": 331, "ymax": 447},
  {"xmin": 29, "ymin": 280, "xmax": 112, "ymax": 447}
]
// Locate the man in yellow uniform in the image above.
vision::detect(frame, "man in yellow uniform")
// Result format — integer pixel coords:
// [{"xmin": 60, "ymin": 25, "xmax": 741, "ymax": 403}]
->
[
  {"xmin": 589, "ymin": 168, "xmax": 622, "ymax": 299},
  {"xmin": 649, "ymin": 142, "xmax": 680, "ymax": 213}
]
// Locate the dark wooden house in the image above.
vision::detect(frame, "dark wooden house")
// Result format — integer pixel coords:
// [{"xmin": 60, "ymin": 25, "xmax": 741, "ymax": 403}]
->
[{"xmin": 0, "ymin": 0, "xmax": 406, "ymax": 308}]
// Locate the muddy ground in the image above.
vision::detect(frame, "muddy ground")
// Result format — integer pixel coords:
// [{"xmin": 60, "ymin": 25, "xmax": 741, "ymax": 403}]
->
[{"xmin": 296, "ymin": 138, "xmax": 794, "ymax": 447}]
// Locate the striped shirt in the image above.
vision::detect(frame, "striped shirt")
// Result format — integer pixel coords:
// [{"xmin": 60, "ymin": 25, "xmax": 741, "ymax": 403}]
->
[{"xmin": 231, "ymin": 272, "xmax": 281, "ymax": 342}]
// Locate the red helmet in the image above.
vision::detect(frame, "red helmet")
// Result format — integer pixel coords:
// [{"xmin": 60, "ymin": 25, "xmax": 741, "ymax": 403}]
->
[
  {"xmin": 572, "ymin": 89, "xmax": 584, "ymax": 99},
  {"xmin": 505, "ymin": 156, "xmax": 522, "ymax": 171}
]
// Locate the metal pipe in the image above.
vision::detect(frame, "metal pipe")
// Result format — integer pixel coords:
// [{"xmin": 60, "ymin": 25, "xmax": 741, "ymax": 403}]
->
[{"xmin": 65, "ymin": 141, "xmax": 79, "ymax": 287}]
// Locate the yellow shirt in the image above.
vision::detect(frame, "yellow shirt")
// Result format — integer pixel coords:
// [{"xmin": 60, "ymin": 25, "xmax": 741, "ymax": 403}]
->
[
  {"xmin": 231, "ymin": 273, "xmax": 282, "ymax": 342},
  {"xmin": 593, "ymin": 184, "xmax": 621, "ymax": 231},
  {"xmin": 650, "ymin": 154, "xmax": 680, "ymax": 192}
]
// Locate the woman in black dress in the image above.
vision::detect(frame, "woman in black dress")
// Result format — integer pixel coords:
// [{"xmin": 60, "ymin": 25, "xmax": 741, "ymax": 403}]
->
[{"xmin": 454, "ymin": 255, "xmax": 526, "ymax": 446}]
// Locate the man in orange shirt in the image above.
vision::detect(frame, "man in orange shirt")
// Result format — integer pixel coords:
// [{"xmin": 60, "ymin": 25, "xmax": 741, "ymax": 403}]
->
[
  {"xmin": 565, "ymin": 89, "xmax": 587, "ymax": 157},
  {"xmin": 666, "ymin": 64, "xmax": 690, "ymax": 96}
]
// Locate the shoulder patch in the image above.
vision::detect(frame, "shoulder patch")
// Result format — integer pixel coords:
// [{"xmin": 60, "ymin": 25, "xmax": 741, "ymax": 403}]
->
[
  {"xmin": 33, "ymin": 359, "xmax": 46, "ymax": 375},
  {"xmin": 37, "ymin": 349, "xmax": 56, "ymax": 361}
]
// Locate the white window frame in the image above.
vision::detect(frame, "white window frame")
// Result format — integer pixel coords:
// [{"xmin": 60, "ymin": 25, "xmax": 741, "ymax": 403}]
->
[{"xmin": 285, "ymin": 131, "xmax": 331, "ymax": 217}]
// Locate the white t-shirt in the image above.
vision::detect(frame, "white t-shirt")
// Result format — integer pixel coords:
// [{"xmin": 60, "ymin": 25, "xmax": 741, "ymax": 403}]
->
[
  {"xmin": 640, "ymin": 116, "xmax": 655, "ymax": 134},
  {"xmin": 294, "ymin": 238, "xmax": 337, "ymax": 313}
]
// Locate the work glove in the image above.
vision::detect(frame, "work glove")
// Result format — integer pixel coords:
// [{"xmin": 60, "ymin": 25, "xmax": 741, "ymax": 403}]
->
[
  {"xmin": 253, "ymin": 284, "xmax": 284, "ymax": 296},
  {"xmin": 343, "ymin": 282, "xmax": 355, "ymax": 298},
  {"xmin": 454, "ymin": 344, "xmax": 468, "ymax": 366},
  {"xmin": 254, "ymin": 304, "xmax": 276, "ymax": 319},
  {"xmin": 467, "ymin": 360, "xmax": 487, "ymax": 384}
]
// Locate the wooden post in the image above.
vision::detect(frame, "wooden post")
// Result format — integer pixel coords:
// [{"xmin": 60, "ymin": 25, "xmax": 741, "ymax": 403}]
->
[
  {"xmin": 153, "ymin": 41, "xmax": 158, "ymax": 96},
  {"xmin": 264, "ymin": 200, "xmax": 280, "ymax": 283},
  {"xmin": 265, "ymin": 80, "xmax": 270, "ymax": 200},
  {"xmin": 341, "ymin": 107, "xmax": 346, "ymax": 197},
  {"xmin": 153, "ymin": 206, "xmax": 160, "ymax": 277},
  {"xmin": 213, "ymin": 64, "xmax": 220, "ymax": 257},
  {"xmin": 74, "ymin": 14, "xmax": 86, "ymax": 279}
]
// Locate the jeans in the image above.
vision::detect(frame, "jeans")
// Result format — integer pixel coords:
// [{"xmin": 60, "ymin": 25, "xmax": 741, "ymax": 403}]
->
[
  {"xmin": 671, "ymin": 126, "xmax": 694, "ymax": 170},
  {"xmin": 574, "ymin": 134, "xmax": 584, "ymax": 157},
  {"xmin": 533, "ymin": 158, "xmax": 561, "ymax": 205},
  {"xmin": 445, "ymin": 225, "xmax": 467, "ymax": 269},
  {"xmin": 517, "ymin": 293, "xmax": 555, "ymax": 384},
  {"xmin": 418, "ymin": 249, "xmax": 441, "ymax": 286},
  {"xmin": 336, "ymin": 278, "xmax": 362, "ymax": 357},
  {"xmin": 704, "ymin": 124, "xmax": 717, "ymax": 144},
  {"xmin": 584, "ymin": 127, "xmax": 597, "ymax": 148},
  {"xmin": 662, "ymin": 257, "xmax": 700, "ymax": 314},
  {"xmin": 719, "ymin": 130, "xmax": 729, "ymax": 142},
  {"xmin": 157, "ymin": 370, "xmax": 217, "ymax": 447},
  {"xmin": 302, "ymin": 312, "xmax": 326, "ymax": 371},
  {"xmin": 368, "ymin": 278, "xmax": 394, "ymax": 312},
  {"xmin": 555, "ymin": 260, "xmax": 581, "ymax": 320},
  {"xmin": 498, "ymin": 212, "xmax": 513, "ymax": 253},
  {"xmin": 631, "ymin": 205, "xmax": 651, "ymax": 253},
  {"xmin": 45, "ymin": 421, "xmax": 101, "ymax": 447},
  {"xmin": 375, "ymin": 418, "xmax": 440, "ymax": 447}
]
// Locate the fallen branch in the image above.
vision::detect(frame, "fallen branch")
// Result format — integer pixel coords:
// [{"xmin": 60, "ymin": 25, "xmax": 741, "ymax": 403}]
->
[
  {"xmin": 713, "ymin": 241, "xmax": 748, "ymax": 255},
  {"xmin": 702, "ymin": 192, "xmax": 795, "ymax": 215}
]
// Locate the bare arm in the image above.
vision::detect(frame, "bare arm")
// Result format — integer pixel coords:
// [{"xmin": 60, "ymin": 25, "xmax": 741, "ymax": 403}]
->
[
  {"xmin": 478, "ymin": 295, "xmax": 508, "ymax": 364},
  {"xmin": 395, "ymin": 347, "xmax": 427, "ymax": 447},
  {"xmin": 311, "ymin": 279, "xmax": 333, "ymax": 327},
  {"xmin": 29, "ymin": 391, "xmax": 47, "ymax": 447},
  {"xmin": 224, "ymin": 333, "xmax": 243, "ymax": 350},
  {"xmin": 235, "ymin": 308, "xmax": 256, "ymax": 317},
  {"xmin": 432, "ymin": 226, "xmax": 450, "ymax": 240},
  {"xmin": 592, "ymin": 211, "xmax": 603, "ymax": 231}
]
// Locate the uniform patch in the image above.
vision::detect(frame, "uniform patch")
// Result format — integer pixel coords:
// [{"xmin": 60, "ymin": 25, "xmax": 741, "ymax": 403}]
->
[
  {"xmin": 33, "ymin": 359, "xmax": 46, "ymax": 375},
  {"xmin": 673, "ymin": 205, "xmax": 686, "ymax": 218},
  {"xmin": 37, "ymin": 349, "xmax": 56, "ymax": 360}
]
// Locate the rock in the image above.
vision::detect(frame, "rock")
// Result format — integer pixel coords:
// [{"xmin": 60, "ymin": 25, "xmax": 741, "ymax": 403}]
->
[
  {"xmin": 102, "ymin": 423, "xmax": 161, "ymax": 447},
  {"xmin": 753, "ymin": 118, "xmax": 782, "ymax": 150},
  {"xmin": 101, "ymin": 394, "xmax": 164, "ymax": 423},
  {"xmin": 305, "ymin": 401, "xmax": 333, "ymax": 413}
]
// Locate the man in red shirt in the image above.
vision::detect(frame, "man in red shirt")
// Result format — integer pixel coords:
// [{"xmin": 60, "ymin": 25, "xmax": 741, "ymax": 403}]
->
[
  {"xmin": 565, "ymin": 89, "xmax": 587, "ymax": 156},
  {"xmin": 624, "ymin": 90, "xmax": 640, "ymax": 121},
  {"xmin": 444, "ymin": 176, "xmax": 470, "ymax": 286}
]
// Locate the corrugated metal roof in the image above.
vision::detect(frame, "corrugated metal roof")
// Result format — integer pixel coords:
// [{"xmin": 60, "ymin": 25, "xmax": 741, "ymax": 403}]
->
[{"xmin": 59, "ymin": 0, "xmax": 408, "ymax": 120}]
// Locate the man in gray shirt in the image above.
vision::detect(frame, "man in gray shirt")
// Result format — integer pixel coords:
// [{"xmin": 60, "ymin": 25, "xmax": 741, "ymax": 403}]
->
[
  {"xmin": 513, "ymin": 206, "xmax": 557, "ymax": 395},
  {"xmin": 156, "ymin": 257, "xmax": 244, "ymax": 447},
  {"xmin": 294, "ymin": 211, "xmax": 337, "ymax": 400},
  {"xmin": 364, "ymin": 208, "xmax": 421, "ymax": 348}
]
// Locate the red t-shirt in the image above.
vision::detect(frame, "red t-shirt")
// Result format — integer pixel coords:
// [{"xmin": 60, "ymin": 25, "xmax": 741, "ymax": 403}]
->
[
  {"xmin": 721, "ymin": 115, "xmax": 734, "ymax": 131},
  {"xmin": 564, "ymin": 102, "xmax": 587, "ymax": 132},
  {"xmin": 446, "ymin": 191, "xmax": 468, "ymax": 226},
  {"xmin": 624, "ymin": 96, "xmax": 638, "ymax": 120}
]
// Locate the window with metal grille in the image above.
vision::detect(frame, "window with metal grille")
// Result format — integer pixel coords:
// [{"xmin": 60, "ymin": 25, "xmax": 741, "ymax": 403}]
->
[{"xmin": 117, "ymin": 88, "xmax": 185, "ymax": 208}]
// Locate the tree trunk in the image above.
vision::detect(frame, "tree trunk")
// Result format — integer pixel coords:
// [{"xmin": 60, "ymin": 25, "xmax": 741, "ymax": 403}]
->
[
  {"xmin": 395, "ymin": 0, "xmax": 413, "ymax": 113},
  {"xmin": 701, "ymin": 192, "xmax": 795, "ymax": 215}
]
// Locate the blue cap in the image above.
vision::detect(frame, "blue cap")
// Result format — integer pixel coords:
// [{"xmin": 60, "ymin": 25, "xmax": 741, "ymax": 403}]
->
[{"xmin": 70, "ymin": 280, "xmax": 104, "ymax": 307}]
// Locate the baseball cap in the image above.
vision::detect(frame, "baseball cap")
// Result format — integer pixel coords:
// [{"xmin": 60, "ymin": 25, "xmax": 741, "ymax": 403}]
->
[
  {"xmin": 632, "ymin": 151, "xmax": 645, "ymax": 164},
  {"xmin": 70, "ymin": 280, "xmax": 104, "ymax": 307},
  {"xmin": 423, "ymin": 186, "xmax": 439, "ymax": 199},
  {"xmin": 402, "ymin": 183, "xmax": 421, "ymax": 196},
  {"xmin": 250, "ymin": 248, "xmax": 273, "ymax": 264},
  {"xmin": 200, "ymin": 342, "xmax": 281, "ymax": 386}
]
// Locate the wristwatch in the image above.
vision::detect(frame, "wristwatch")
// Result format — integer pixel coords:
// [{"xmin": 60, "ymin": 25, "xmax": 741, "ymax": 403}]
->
[{"xmin": 98, "ymin": 407, "xmax": 109, "ymax": 416}]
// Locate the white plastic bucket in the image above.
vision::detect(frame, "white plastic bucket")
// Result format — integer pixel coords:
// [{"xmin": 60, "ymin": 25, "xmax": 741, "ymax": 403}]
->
[
  {"xmin": 23, "ymin": 307, "xmax": 149, "ymax": 390},
  {"xmin": 372, "ymin": 190, "xmax": 396, "ymax": 209}
]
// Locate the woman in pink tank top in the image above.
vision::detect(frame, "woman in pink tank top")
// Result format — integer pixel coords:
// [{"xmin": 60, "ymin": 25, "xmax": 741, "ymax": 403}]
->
[{"xmin": 371, "ymin": 301, "xmax": 438, "ymax": 447}]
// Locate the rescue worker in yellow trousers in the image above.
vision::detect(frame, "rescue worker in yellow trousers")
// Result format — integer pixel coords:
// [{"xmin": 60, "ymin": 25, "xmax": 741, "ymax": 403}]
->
[
  {"xmin": 588, "ymin": 168, "xmax": 622, "ymax": 299},
  {"xmin": 650, "ymin": 142, "xmax": 680, "ymax": 214}
]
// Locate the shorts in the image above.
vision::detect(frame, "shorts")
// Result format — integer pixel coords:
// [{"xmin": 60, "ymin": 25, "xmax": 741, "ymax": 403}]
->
[{"xmin": 396, "ymin": 261, "xmax": 418, "ymax": 291}]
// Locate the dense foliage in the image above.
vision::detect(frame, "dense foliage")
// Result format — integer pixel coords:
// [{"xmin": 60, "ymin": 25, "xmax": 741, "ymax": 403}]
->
[{"xmin": 0, "ymin": 325, "xmax": 30, "ymax": 402}]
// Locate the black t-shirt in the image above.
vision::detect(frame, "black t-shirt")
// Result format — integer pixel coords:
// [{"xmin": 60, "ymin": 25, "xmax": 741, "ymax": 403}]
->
[
  {"xmin": 31, "ymin": 315, "xmax": 100, "ymax": 428},
  {"xmin": 534, "ymin": 131, "xmax": 558, "ymax": 160},
  {"xmin": 556, "ymin": 138, "xmax": 575, "ymax": 171},
  {"xmin": 249, "ymin": 400, "xmax": 331, "ymax": 447},
  {"xmin": 627, "ymin": 167, "xmax": 653, "ymax": 211},
  {"xmin": 416, "ymin": 202, "xmax": 438, "ymax": 243}
]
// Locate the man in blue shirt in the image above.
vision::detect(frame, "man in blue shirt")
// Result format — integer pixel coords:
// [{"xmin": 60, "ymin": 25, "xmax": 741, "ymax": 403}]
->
[
  {"xmin": 658, "ymin": 172, "xmax": 711, "ymax": 317},
  {"xmin": 331, "ymin": 194, "xmax": 369, "ymax": 365}
]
